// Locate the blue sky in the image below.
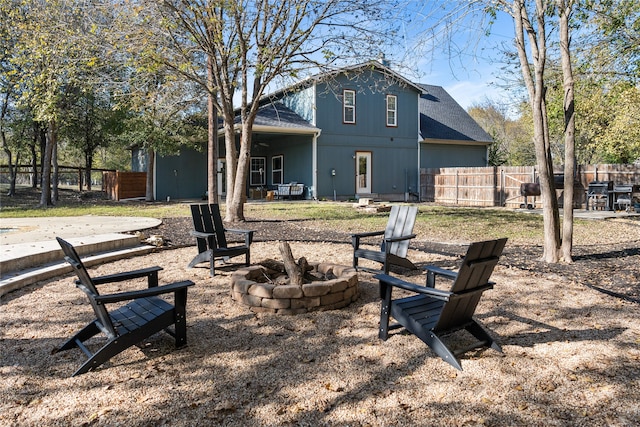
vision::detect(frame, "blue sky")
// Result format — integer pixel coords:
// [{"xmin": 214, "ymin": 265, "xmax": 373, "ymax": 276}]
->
[
  {"xmin": 397, "ymin": 7, "xmax": 520, "ymax": 112},
  {"xmin": 260, "ymin": 5, "xmax": 521, "ymax": 115}
]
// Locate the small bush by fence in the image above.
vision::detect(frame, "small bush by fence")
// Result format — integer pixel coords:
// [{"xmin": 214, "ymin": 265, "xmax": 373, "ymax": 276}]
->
[{"xmin": 420, "ymin": 164, "xmax": 640, "ymax": 208}]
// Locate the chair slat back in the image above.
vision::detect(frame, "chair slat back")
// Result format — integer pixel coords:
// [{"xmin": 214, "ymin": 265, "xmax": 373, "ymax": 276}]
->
[
  {"xmin": 191, "ymin": 204, "xmax": 223, "ymax": 251},
  {"xmin": 56, "ymin": 237, "xmax": 117, "ymax": 338},
  {"xmin": 383, "ymin": 205, "xmax": 418, "ymax": 258},
  {"xmin": 208, "ymin": 204, "xmax": 228, "ymax": 248},
  {"xmin": 435, "ymin": 238, "xmax": 507, "ymax": 332}
]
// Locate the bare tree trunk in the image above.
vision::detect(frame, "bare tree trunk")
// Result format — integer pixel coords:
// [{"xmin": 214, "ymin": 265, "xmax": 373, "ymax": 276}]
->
[
  {"xmin": 40, "ymin": 120, "xmax": 55, "ymax": 207},
  {"xmin": 2, "ymin": 139, "xmax": 16, "ymax": 197},
  {"xmin": 1, "ymin": 115, "xmax": 17, "ymax": 197},
  {"xmin": 85, "ymin": 152, "xmax": 93, "ymax": 191},
  {"xmin": 558, "ymin": 0, "xmax": 576, "ymax": 263},
  {"xmin": 511, "ymin": 0, "xmax": 560, "ymax": 263},
  {"xmin": 145, "ymin": 148, "xmax": 155, "ymax": 201},
  {"xmin": 207, "ymin": 55, "xmax": 219, "ymax": 205},
  {"xmin": 223, "ymin": 117, "xmax": 240, "ymax": 221},
  {"xmin": 30, "ymin": 131, "xmax": 38, "ymax": 188},
  {"xmin": 52, "ymin": 137, "xmax": 59, "ymax": 203},
  {"xmin": 0, "ymin": 91, "xmax": 15, "ymax": 196},
  {"xmin": 38, "ymin": 124, "xmax": 46, "ymax": 189},
  {"xmin": 279, "ymin": 242, "xmax": 303, "ymax": 286}
]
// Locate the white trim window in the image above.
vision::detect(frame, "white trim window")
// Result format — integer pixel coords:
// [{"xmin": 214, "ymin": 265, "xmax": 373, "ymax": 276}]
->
[
  {"xmin": 271, "ymin": 155, "xmax": 283, "ymax": 185},
  {"xmin": 250, "ymin": 157, "xmax": 266, "ymax": 186},
  {"xmin": 343, "ymin": 89, "xmax": 355, "ymax": 124},
  {"xmin": 386, "ymin": 94, "xmax": 397, "ymax": 127}
]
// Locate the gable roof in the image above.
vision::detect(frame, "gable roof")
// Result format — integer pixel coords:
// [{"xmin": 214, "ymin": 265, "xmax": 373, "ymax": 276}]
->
[
  {"xmin": 235, "ymin": 103, "xmax": 319, "ymax": 134},
  {"xmin": 418, "ymin": 84, "xmax": 492, "ymax": 144},
  {"xmin": 263, "ymin": 60, "xmax": 425, "ymax": 103},
  {"xmin": 238, "ymin": 64, "xmax": 492, "ymax": 144}
]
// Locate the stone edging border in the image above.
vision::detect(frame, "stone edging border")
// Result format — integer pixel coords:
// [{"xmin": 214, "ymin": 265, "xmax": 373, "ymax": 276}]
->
[{"xmin": 230, "ymin": 263, "xmax": 359, "ymax": 314}]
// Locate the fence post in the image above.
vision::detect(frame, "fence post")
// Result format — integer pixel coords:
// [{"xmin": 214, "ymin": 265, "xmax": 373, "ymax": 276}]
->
[
  {"xmin": 455, "ymin": 169, "xmax": 459, "ymax": 205},
  {"xmin": 500, "ymin": 168, "xmax": 505, "ymax": 207}
]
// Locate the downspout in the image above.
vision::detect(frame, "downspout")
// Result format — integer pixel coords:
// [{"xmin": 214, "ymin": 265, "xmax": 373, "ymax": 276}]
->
[
  {"xmin": 312, "ymin": 81, "xmax": 319, "ymax": 200},
  {"xmin": 417, "ymin": 138, "xmax": 421, "ymax": 202},
  {"xmin": 152, "ymin": 151, "xmax": 157, "ymax": 201},
  {"xmin": 417, "ymin": 91, "xmax": 422, "ymax": 202},
  {"xmin": 312, "ymin": 129, "xmax": 321, "ymax": 200}
]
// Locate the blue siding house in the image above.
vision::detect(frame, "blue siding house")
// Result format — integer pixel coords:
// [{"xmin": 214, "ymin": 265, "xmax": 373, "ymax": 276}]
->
[{"xmin": 149, "ymin": 61, "xmax": 492, "ymax": 201}]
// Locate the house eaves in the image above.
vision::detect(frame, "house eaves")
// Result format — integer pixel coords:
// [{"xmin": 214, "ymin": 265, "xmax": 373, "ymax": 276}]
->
[
  {"xmin": 227, "ymin": 102, "xmax": 320, "ymax": 135},
  {"xmin": 421, "ymin": 138, "xmax": 492, "ymax": 146},
  {"xmin": 418, "ymin": 83, "xmax": 493, "ymax": 145}
]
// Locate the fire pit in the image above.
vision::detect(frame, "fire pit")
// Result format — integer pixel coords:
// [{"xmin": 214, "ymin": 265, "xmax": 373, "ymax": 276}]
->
[{"xmin": 230, "ymin": 262, "xmax": 359, "ymax": 314}]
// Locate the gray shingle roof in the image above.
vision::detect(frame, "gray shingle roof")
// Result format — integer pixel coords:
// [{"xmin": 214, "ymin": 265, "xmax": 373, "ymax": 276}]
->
[
  {"xmin": 418, "ymin": 84, "xmax": 492, "ymax": 143},
  {"xmin": 236, "ymin": 103, "xmax": 318, "ymax": 131}
]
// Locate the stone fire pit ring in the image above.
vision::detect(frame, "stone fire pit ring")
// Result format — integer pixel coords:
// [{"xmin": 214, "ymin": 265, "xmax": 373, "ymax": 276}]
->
[{"xmin": 231, "ymin": 263, "xmax": 359, "ymax": 314}]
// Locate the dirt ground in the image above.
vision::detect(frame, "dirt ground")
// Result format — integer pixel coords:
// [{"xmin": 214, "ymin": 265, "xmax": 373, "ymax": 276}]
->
[
  {"xmin": 1, "ymin": 187, "xmax": 640, "ymax": 426},
  {"xmin": 1, "ymin": 210, "xmax": 639, "ymax": 426},
  {"xmin": 152, "ymin": 215, "xmax": 640, "ymax": 303}
]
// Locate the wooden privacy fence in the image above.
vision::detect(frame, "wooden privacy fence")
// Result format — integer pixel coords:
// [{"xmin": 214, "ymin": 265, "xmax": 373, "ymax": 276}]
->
[
  {"xmin": 103, "ymin": 171, "xmax": 146, "ymax": 201},
  {"xmin": 0, "ymin": 164, "xmax": 114, "ymax": 190},
  {"xmin": 420, "ymin": 164, "xmax": 640, "ymax": 208}
]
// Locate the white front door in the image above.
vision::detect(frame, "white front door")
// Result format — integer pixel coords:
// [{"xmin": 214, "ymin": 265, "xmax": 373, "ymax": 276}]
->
[
  {"xmin": 217, "ymin": 159, "xmax": 226, "ymax": 197},
  {"xmin": 355, "ymin": 151, "xmax": 371, "ymax": 194}
]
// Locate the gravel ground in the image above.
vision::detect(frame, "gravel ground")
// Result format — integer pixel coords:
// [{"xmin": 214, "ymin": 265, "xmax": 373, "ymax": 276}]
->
[
  {"xmin": 152, "ymin": 216, "xmax": 640, "ymax": 303},
  {"xmin": 1, "ymin": 199, "xmax": 639, "ymax": 426}
]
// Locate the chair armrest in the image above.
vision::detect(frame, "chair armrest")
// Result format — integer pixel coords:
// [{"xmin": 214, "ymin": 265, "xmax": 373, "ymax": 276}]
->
[
  {"xmin": 226, "ymin": 229, "xmax": 255, "ymax": 245},
  {"xmin": 88, "ymin": 266, "xmax": 164, "ymax": 286},
  {"xmin": 352, "ymin": 230, "xmax": 385, "ymax": 238},
  {"xmin": 383, "ymin": 234, "xmax": 416, "ymax": 243},
  {"xmin": 424, "ymin": 265, "xmax": 458, "ymax": 279},
  {"xmin": 374, "ymin": 274, "xmax": 452, "ymax": 301},
  {"xmin": 226, "ymin": 228, "xmax": 253, "ymax": 234},
  {"xmin": 424, "ymin": 265, "xmax": 457, "ymax": 288},
  {"xmin": 190, "ymin": 230, "xmax": 215, "ymax": 239},
  {"xmin": 352, "ymin": 230, "xmax": 384, "ymax": 249},
  {"xmin": 94, "ymin": 280, "xmax": 195, "ymax": 304}
]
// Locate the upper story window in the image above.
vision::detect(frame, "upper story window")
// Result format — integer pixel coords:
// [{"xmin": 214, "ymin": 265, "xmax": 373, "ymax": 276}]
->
[
  {"xmin": 386, "ymin": 94, "xmax": 397, "ymax": 127},
  {"xmin": 271, "ymin": 155, "xmax": 283, "ymax": 185},
  {"xmin": 343, "ymin": 89, "xmax": 356, "ymax": 124},
  {"xmin": 250, "ymin": 157, "xmax": 266, "ymax": 186}
]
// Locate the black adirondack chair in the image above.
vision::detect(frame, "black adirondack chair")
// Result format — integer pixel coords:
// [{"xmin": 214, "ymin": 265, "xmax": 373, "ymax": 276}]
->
[
  {"xmin": 188, "ymin": 204, "xmax": 254, "ymax": 276},
  {"xmin": 54, "ymin": 237, "xmax": 195, "ymax": 376},
  {"xmin": 352, "ymin": 205, "xmax": 418, "ymax": 274},
  {"xmin": 374, "ymin": 237, "xmax": 507, "ymax": 370}
]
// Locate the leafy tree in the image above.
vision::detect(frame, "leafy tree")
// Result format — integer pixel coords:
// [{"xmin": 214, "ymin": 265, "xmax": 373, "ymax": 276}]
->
[
  {"xmin": 59, "ymin": 88, "xmax": 113, "ymax": 190},
  {"xmin": 592, "ymin": 83, "xmax": 640, "ymax": 163},
  {"xmin": 419, "ymin": 0, "xmax": 579, "ymax": 262},
  {"xmin": 133, "ymin": 0, "xmax": 401, "ymax": 221},
  {"xmin": 578, "ymin": 0, "xmax": 640, "ymax": 82},
  {"xmin": 468, "ymin": 101, "xmax": 510, "ymax": 166},
  {"xmin": 573, "ymin": 79, "xmax": 640, "ymax": 164},
  {"xmin": 2, "ymin": 0, "xmax": 97, "ymax": 206},
  {"xmin": 467, "ymin": 99, "xmax": 536, "ymax": 166}
]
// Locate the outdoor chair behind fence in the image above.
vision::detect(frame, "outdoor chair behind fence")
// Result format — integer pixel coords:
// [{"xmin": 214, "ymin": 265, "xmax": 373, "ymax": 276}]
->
[
  {"xmin": 54, "ymin": 237, "xmax": 195, "ymax": 376},
  {"xmin": 375, "ymin": 237, "xmax": 508, "ymax": 370}
]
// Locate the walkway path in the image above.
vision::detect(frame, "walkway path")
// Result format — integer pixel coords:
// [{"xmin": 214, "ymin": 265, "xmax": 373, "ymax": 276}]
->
[
  {"xmin": 1, "ymin": 216, "xmax": 161, "ymax": 245},
  {"xmin": 0, "ymin": 216, "xmax": 162, "ymax": 297}
]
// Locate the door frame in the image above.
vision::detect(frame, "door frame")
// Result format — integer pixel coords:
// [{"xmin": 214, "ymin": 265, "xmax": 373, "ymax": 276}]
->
[
  {"xmin": 355, "ymin": 151, "xmax": 372, "ymax": 195},
  {"xmin": 217, "ymin": 159, "xmax": 226, "ymax": 197}
]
